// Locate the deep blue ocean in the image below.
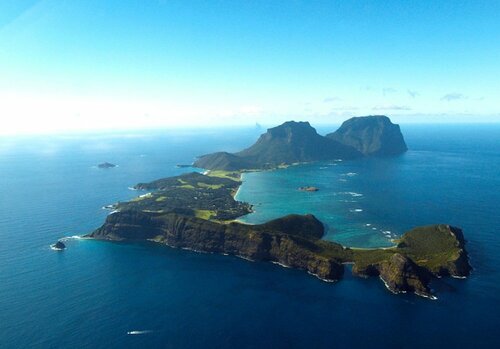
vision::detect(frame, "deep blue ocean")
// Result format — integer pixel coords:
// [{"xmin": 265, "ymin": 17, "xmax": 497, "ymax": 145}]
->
[{"xmin": 1, "ymin": 124, "xmax": 499, "ymax": 348}]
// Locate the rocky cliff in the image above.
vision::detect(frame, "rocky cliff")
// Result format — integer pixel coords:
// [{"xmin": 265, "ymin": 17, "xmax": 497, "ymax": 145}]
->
[
  {"xmin": 234, "ymin": 121, "xmax": 362, "ymax": 165},
  {"xmin": 395, "ymin": 224, "xmax": 472, "ymax": 277},
  {"xmin": 350, "ymin": 224, "xmax": 471, "ymax": 298},
  {"xmin": 89, "ymin": 211, "xmax": 345, "ymax": 281},
  {"xmin": 326, "ymin": 115, "xmax": 407, "ymax": 156},
  {"xmin": 352, "ymin": 253, "xmax": 433, "ymax": 297},
  {"xmin": 89, "ymin": 209, "xmax": 470, "ymax": 298},
  {"xmin": 194, "ymin": 121, "xmax": 362, "ymax": 170}
]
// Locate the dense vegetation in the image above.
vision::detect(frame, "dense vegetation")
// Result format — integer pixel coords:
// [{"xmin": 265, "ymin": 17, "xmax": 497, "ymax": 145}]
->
[{"xmin": 115, "ymin": 172, "xmax": 252, "ymax": 221}]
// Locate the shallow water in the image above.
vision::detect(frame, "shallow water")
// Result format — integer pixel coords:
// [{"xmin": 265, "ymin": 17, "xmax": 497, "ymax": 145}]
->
[{"xmin": 0, "ymin": 124, "xmax": 499, "ymax": 348}]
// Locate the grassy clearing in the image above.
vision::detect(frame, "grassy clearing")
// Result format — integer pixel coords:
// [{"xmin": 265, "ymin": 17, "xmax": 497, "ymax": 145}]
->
[
  {"xmin": 396, "ymin": 225, "xmax": 461, "ymax": 271},
  {"xmin": 194, "ymin": 209, "xmax": 216, "ymax": 220},
  {"xmin": 131, "ymin": 193, "xmax": 152, "ymax": 202},
  {"xmin": 206, "ymin": 170, "xmax": 241, "ymax": 181},
  {"xmin": 178, "ymin": 184, "xmax": 195, "ymax": 189},
  {"xmin": 197, "ymin": 182, "xmax": 224, "ymax": 190},
  {"xmin": 351, "ymin": 248, "xmax": 396, "ymax": 267},
  {"xmin": 155, "ymin": 196, "xmax": 167, "ymax": 202}
]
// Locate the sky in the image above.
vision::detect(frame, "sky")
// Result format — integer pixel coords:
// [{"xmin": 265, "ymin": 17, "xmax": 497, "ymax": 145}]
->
[{"xmin": 0, "ymin": 0, "xmax": 499, "ymax": 134}]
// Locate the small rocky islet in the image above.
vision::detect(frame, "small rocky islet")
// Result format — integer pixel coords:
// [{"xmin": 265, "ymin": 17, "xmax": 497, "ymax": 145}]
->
[
  {"xmin": 51, "ymin": 240, "xmax": 66, "ymax": 251},
  {"xmin": 86, "ymin": 116, "xmax": 471, "ymax": 299},
  {"xmin": 298, "ymin": 186, "xmax": 319, "ymax": 192},
  {"xmin": 98, "ymin": 162, "xmax": 117, "ymax": 169}
]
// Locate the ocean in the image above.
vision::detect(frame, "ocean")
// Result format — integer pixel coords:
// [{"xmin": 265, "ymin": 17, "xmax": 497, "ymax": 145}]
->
[{"xmin": 0, "ymin": 124, "xmax": 499, "ymax": 348}]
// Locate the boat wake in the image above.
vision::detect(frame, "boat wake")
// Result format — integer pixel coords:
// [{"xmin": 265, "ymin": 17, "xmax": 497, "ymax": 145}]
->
[
  {"xmin": 337, "ymin": 191, "xmax": 363, "ymax": 197},
  {"xmin": 127, "ymin": 330, "xmax": 153, "ymax": 335}
]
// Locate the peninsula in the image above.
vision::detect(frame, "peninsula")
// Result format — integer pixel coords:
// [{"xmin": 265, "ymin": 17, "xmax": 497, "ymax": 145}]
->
[{"xmin": 87, "ymin": 116, "xmax": 470, "ymax": 299}]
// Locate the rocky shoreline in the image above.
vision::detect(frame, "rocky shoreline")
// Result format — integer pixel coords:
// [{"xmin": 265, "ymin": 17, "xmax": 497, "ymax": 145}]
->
[{"xmin": 87, "ymin": 204, "xmax": 471, "ymax": 299}]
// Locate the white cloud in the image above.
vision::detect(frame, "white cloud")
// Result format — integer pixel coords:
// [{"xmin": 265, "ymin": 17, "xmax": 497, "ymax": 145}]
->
[
  {"xmin": 372, "ymin": 105, "xmax": 411, "ymax": 111},
  {"xmin": 0, "ymin": 91, "xmax": 266, "ymax": 135},
  {"xmin": 441, "ymin": 93, "xmax": 467, "ymax": 101}
]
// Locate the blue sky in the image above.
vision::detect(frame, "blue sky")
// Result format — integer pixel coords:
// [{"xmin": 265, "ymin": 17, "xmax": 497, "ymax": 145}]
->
[{"xmin": 0, "ymin": 0, "xmax": 499, "ymax": 133}]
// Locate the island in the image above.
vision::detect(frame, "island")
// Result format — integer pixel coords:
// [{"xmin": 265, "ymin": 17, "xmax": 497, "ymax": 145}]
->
[
  {"xmin": 86, "ymin": 116, "xmax": 471, "ymax": 299},
  {"xmin": 88, "ymin": 171, "xmax": 470, "ymax": 299},
  {"xmin": 298, "ymin": 186, "xmax": 319, "ymax": 192},
  {"xmin": 98, "ymin": 162, "xmax": 117, "ymax": 169},
  {"xmin": 51, "ymin": 240, "xmax": 66, "ymax": 251}
]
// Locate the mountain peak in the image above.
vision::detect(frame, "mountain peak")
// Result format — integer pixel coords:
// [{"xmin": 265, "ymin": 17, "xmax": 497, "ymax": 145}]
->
[
  {"xmin": 266, "ymin": 121, "xmax": 316, "ymax": 137},
  {"xmin": 277, "ymin": 120, "xmax": 312, "ymax": 128},
  {"xmin": 236, "ymin": 120, "xmax": 359, "ymax": 164},
  {"xmin": 326, "ymin": 115, "xmax": 407, "ymax": 156},
  {"xmin": 193, "ymin": 116, "xmax": 407, "ymax": 171}
]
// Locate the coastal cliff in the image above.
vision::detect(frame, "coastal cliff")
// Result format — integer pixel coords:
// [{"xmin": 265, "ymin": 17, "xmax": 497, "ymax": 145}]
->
[
  {"xmin": 89, "ymin": 211, "xmax": 345, "ymax": 281},
  {"xmin": 350, "ymin": 224, "xmax": 471, "ymax": 297},
  {"xmin": 88, "ymin": 208, "xmax": 470, "ymax": 298},
  {"xmin": 326, "ymin": 115, "xmax": 407, "ymax": 156}
]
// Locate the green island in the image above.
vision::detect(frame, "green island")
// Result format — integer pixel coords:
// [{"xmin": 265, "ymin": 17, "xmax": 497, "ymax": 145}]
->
[{"xmin": 87, "ymin": 116, "xmax": 471, "ymax": 299}]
